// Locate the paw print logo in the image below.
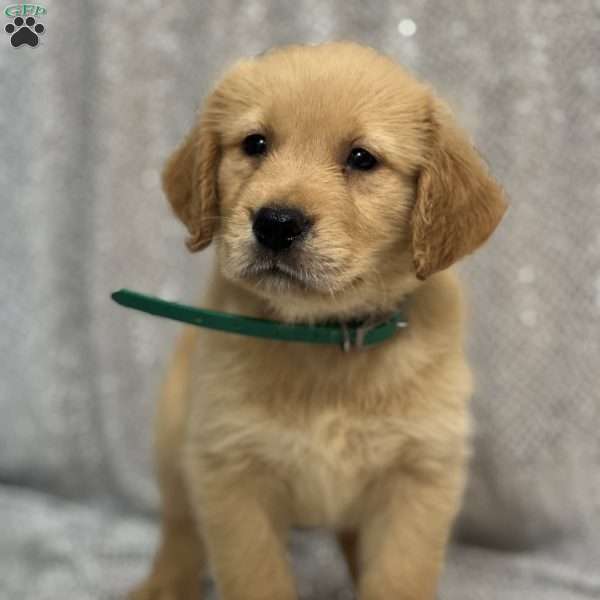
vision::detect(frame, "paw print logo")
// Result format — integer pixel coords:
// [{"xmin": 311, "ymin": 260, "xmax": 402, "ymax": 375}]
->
[{"xmin": 5, "ymin": 16, "xmax": 45, "ymax": 47}]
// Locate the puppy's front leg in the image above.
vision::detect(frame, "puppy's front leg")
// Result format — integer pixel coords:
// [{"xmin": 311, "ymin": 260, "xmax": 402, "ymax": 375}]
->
[
  {"xmin": 357, "ymin": 466, "xmax": 465, "ymax": 600},
  {"xmin": 187, "ymin": 464, "xmax": 297, "ymax": 600}
]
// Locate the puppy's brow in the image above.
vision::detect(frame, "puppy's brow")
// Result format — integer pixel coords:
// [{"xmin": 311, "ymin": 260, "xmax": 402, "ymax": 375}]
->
[
  {"xmin": 351, "ymin": 127, "xmax": 424, "ymax": 174},
  {"xmin": 351, "ymin": 130, "xmax": 391, "ymax": 152},
  {"xmin": 221, "ymin": 113, "xmax": 268, "ymax": 144}
]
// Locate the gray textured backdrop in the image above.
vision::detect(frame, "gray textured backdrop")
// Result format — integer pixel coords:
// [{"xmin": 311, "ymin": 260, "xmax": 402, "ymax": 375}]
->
[{"xmin": 1, "ymin": 1, "xmax": 599, "ymax": 599}]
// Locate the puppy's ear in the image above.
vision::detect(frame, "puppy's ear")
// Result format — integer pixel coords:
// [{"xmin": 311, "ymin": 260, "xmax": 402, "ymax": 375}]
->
[
  {"xmin": 162, "ymin": 118, "xmax": 219, "ymax": 252},
  {"xmin": 411, "ymin": 100, "xmax": 507, "ymax": 280}
]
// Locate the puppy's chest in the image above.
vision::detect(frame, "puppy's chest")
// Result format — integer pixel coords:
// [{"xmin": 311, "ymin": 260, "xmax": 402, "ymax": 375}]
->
[{"xmin": 261, "ymin": 410, "xmax": 410, "ymax": 526}]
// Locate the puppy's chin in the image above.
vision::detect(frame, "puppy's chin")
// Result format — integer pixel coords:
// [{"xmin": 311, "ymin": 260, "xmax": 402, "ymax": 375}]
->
[
  {"xmin": 219, "ymin": 264, "xmax": 418, "ymax": 326},
  {"xmin": 217, "ymin": 240, "xmax": 419, "ymax": 324}
]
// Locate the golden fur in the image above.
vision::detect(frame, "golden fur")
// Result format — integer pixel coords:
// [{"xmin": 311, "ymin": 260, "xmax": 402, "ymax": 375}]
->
[{"xmin": 129, "ymin": 42, "xmax": 506, "ymax": 600}]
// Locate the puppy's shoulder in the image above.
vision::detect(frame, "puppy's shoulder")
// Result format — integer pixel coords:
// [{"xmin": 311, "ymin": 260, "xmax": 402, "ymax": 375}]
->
[{"xmin": 408, "ymin": 269, "xmax": 467, "ymax": 343}]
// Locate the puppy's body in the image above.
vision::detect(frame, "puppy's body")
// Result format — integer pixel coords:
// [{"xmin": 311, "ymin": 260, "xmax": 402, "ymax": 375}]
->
[
  {"xmin": 130, "ymin": 43, "xmax": 505, "ymax": 600},
  {"xmin": 188, "ymin": 270, "xmax": 469, "ymax": 527}
]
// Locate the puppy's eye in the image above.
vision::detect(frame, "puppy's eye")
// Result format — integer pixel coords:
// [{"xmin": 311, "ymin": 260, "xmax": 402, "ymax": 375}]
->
[
  {"xmin": 346, "ymin": 147, "xmax": 377, "ymax": 171},
  {"xmin": 242, "ymin": 134, "xmax": 267, "ymax": 157}
]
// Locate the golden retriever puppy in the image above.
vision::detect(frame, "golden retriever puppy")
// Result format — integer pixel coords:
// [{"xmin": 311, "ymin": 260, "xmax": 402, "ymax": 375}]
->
[{"xmin": 129, "ymin": 42, "xmax": 506, "ymax": 600}]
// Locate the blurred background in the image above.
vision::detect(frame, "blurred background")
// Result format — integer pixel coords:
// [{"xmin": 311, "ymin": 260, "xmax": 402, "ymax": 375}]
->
[{"xmin": 1, "ymin": 1, "xmax": 599, "ymax": 599}]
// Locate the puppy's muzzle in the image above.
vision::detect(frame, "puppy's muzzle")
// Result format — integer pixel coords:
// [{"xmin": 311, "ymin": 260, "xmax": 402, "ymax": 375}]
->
[{"xmin": 252, "ymin": 205, "xmax": 312, "ymax": 252}]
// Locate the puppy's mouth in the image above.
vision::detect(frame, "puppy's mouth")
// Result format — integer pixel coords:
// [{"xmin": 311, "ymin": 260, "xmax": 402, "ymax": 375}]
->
[
  {"xmin": 240, "ymin": 259, "xmax": 317, "ymax": 291},
  {"xmin": 223, "ymin": 236, "xmax": 353, "ymax": 297}
]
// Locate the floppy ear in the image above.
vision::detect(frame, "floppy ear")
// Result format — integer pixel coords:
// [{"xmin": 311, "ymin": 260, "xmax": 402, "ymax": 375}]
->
[
  {"xmin": 411, "ymin": 100, "xmax": 507, "ymax": 280},
  {"xmin": 161, "ymin": 118, "xmax": 220, "ymax": 252}
]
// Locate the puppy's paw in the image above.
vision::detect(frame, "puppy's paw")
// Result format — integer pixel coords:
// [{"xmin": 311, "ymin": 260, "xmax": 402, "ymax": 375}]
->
[{"xmin": 127, "ymin": 572, "xmax": 201, "ymax": 600}]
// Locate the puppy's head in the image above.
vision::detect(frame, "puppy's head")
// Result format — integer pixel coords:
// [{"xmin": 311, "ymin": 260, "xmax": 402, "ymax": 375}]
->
[{"xmin": 163, "ymin": 43, "xmax": 506, "ymax": 321}]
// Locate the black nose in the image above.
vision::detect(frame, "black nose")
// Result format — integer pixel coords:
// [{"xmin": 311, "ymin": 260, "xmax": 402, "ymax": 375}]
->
[{"xmin": 252, "ymin": 206, "xmax": 311, "ymax": 252}]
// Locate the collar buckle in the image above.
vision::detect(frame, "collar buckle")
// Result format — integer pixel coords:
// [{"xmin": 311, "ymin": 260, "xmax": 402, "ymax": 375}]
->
[
  {"xmin": 340, "ymin": 314, "xmax": 407, "ymax": 352},
  {"xmin": 340, "ymin": 317, "xmax": 400, "ymax": 352}
]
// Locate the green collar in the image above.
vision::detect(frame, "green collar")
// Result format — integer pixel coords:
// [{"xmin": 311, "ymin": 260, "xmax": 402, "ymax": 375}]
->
[{"xmin": 111, "ymin": 289, "xmax": 407, "ymax": 352}]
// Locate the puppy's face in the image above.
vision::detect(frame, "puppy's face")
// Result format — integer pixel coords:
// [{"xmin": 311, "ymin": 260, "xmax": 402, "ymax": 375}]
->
[{"xmin": 164, "ymin": 43, "xmax": 506, "ymax": 321}]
